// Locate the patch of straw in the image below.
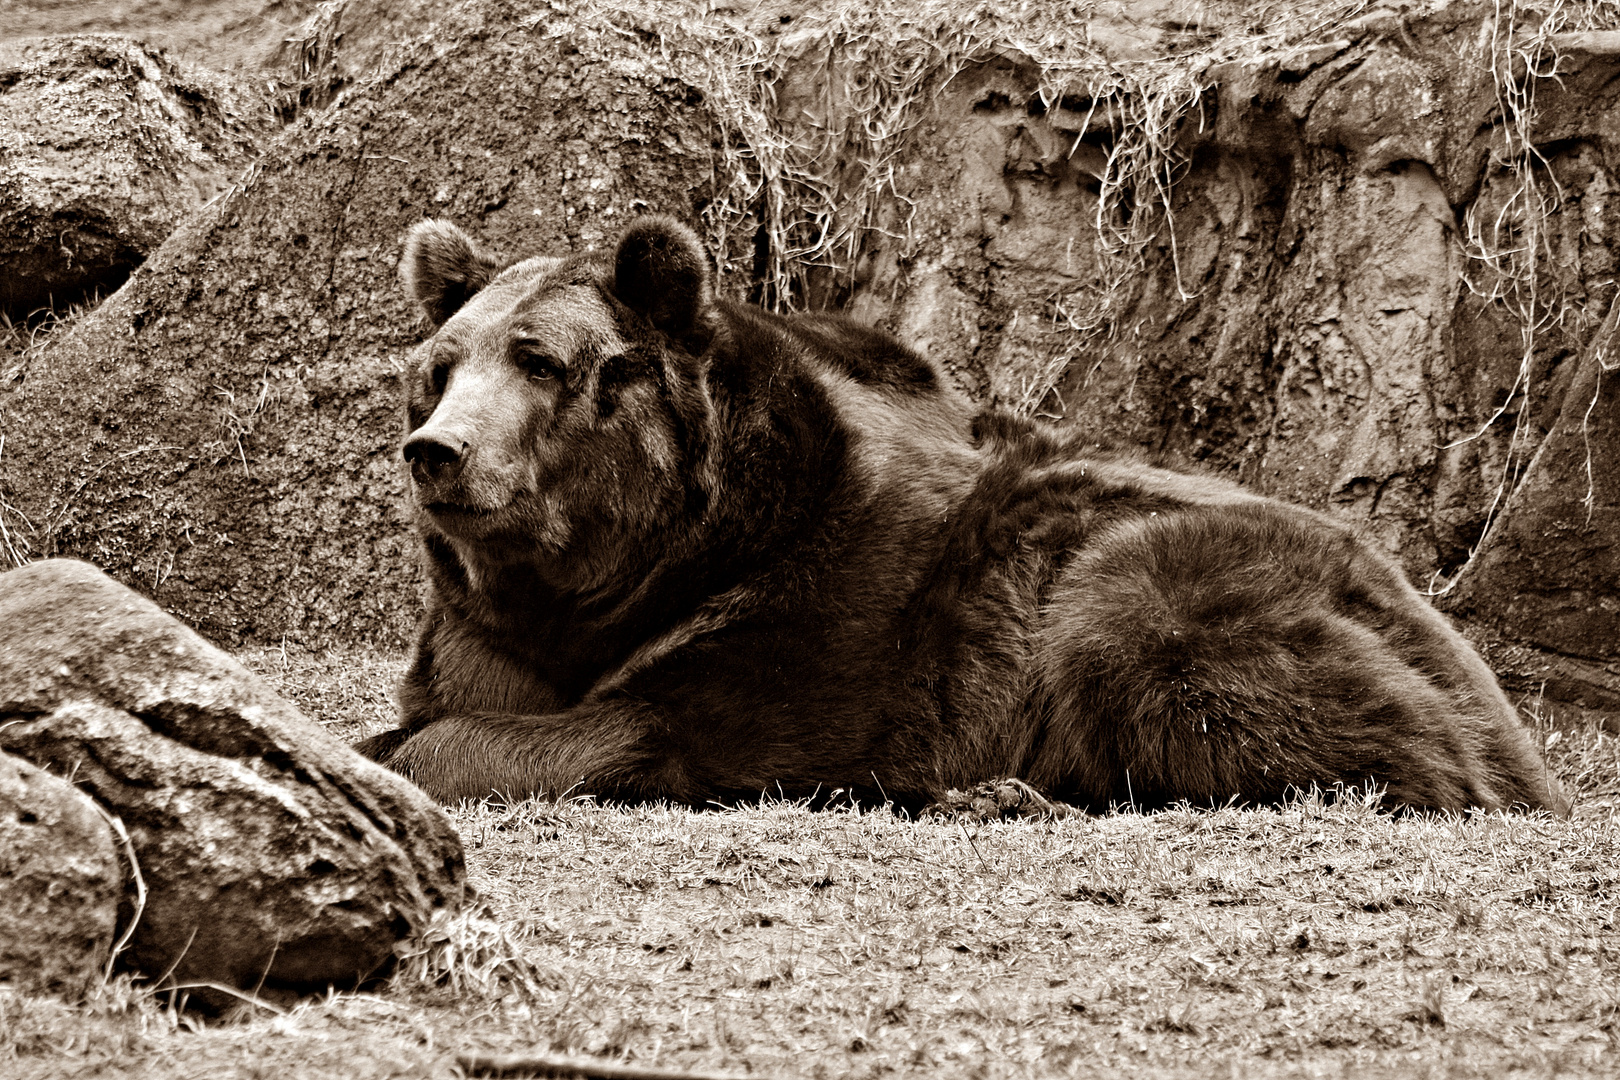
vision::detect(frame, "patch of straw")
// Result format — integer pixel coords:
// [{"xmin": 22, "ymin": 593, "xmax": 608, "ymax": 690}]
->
[{"xmin": 391, "ymin": 906, "xmax": 558, "ymax": 1002}]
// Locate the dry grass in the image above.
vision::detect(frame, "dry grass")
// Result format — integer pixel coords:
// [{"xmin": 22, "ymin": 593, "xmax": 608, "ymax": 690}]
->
[
  {"xmin": 0, "ymin": 298, "xmax": 102, "ymax": 405},
  {"xmin": 438, "ymin": 786, "xmax": 1620, "ymax": 1079},
  {"xmin": 5, "ymin": 646, "xmax": 1618, "ymax": 1079},
  {"xmin": 264, "ymin": 0, "xmax": 347, "ymax": 118},
  {"xmin": 234, "ymin": 642, "xmax": 403, "ymax": 744}
]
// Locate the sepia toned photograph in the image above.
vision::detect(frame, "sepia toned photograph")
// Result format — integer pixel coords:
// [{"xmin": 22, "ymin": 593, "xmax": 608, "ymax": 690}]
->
[{"xmin": 1, "ymin": 1, "xmax": 1616, "ymax": 1077}]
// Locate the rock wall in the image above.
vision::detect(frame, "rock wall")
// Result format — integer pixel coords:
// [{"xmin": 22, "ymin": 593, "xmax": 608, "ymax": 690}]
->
[{"xmin": 0, "ymin": 0, "xmax": 1613, "ymax": 713}]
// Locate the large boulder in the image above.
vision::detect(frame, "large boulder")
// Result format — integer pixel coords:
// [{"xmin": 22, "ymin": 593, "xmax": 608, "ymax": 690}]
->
[
  {"xmin": 0, "ymin": 558, "xmax": 466, "ymax": 1000},
  {"xmin": 0, "ymin": 35, "xmax": 269, "ymax": 321},
  {"xmin": 0, "ymin": 750, "xmax": 122, "ymax": 999}
]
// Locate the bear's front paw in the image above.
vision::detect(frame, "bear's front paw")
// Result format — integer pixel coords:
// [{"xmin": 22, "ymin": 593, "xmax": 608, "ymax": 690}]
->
[
  {"xmin": 925, "ymin": 778, "xmax": 1080, "ymax": 821},
  {"xmin": 353, "ymin": 727, "xmax": 413, "ymax": 764}
]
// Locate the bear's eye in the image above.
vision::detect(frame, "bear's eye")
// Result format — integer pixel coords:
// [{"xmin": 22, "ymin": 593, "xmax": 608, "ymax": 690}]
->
[
  {"xmin": 427, "ymin": 357, "xmax": 452, "ymax": 396},
  {"xmin": 516, "ymin": 347, "xmax": 562, "ymax": 382}
]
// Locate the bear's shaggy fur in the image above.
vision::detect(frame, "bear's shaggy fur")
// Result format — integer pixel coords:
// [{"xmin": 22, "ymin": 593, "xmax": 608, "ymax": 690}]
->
[{"xmin": 356, "ymin": 216, "xmax": 1568, "ymax": 816}]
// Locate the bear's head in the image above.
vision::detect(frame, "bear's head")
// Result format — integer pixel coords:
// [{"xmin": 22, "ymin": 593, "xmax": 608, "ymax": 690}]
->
[{"xmin": 397, "ymin": 216, "xmax": 717, "ymax": 593}]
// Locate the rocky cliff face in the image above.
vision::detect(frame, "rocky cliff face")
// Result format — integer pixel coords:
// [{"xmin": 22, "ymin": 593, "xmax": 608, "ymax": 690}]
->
[{"xmin": 0, "ymin": 0, "xmax": 1613, "ymax": 716}]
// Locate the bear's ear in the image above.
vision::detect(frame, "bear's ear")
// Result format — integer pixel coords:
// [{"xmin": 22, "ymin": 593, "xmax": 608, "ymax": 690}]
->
[
  {"xmin": 612, "ymin": 216, "xmax": 712, "ymax": 340},
  {"xmin": 401, "ymin": 219, "xmax": 503, "ymax": 326}
]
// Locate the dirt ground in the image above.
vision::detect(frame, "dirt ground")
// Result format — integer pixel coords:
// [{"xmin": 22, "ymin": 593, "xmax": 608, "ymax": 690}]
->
[{"xmin": 5, "ymin": 647, "xmax": 1615, "ymax": 1080}]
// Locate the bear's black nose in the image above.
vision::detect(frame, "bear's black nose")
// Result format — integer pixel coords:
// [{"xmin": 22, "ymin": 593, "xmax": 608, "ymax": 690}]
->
[{"xmin": 403, "ymin": 432, "xmax": 467, "ymax": 486}]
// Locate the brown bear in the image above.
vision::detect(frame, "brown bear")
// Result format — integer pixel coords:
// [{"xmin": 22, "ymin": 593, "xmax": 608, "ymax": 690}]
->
[{"xmin": 355, "ymin": 215, "xmax": 1569, "ymax": 817}]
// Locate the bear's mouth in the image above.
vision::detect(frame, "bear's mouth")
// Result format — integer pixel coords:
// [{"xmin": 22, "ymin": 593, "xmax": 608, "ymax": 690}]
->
[{"xmin": 422, "ymin": 500, "xmax": 494, "ymax": 520}]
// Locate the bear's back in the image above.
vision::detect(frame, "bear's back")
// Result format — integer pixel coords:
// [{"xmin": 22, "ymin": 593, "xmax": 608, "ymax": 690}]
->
[
  {"xmin": 781, "ymin": 311, "xmax": 982, "ymax": 529},
  {"xmin": 777, "ymin": 310, "xmax": 944, "ymax": 395}
]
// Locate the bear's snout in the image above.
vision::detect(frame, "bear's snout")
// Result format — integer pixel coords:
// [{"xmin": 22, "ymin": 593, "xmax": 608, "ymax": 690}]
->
[{"xmin": 404, "ymin": 429, "xmax": 468, "ymax": 487}]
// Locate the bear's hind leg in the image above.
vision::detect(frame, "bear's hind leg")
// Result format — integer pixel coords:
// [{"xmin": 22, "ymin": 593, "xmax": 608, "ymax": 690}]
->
[{"xmin": 1023, "ymin": 506, "xmax": 1567, "ymax": 814}]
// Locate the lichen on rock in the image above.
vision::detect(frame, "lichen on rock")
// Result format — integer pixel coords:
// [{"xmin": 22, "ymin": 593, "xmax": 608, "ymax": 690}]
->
[{"xmin": 0, "ymin": 558, "xmax": 467, "ymax": 1006}]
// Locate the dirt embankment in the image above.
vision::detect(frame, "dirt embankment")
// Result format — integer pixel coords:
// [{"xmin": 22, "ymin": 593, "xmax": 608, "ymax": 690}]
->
[{"xmin": 0, "ymin": 0, "xmax": 1614, "ymax": 717}]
